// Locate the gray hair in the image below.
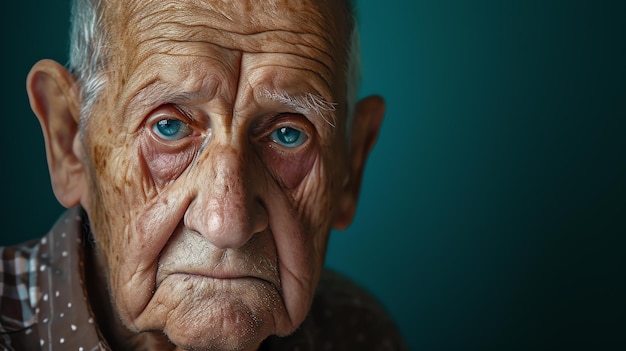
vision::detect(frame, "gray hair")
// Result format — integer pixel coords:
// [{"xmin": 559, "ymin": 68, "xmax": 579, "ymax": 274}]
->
[
  {"xmin": 68, "ymin": 0, "xmax": 361, "ymax": 132},
  {"xmin": 68, "ymin": 0, "xmax": 109, "ymax": 131}
]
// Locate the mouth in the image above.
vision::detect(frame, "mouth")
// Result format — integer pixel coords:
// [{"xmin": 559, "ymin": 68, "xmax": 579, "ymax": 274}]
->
[
  {"xmin": 155, "ymin": 227, "xmax": 281, "ymax": 293},
  {"xmin": 161, "ymin": 270, "xmax": 278, "ymax": 286},
  {"xmin": 155, "ymin": 257, "xmax": 281, "ymax": 293}
]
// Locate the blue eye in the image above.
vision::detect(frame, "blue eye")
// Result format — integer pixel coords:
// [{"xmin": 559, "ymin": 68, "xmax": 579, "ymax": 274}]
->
[
  {"xmin": 270, "ymin": 126, "xmax": 307, "ymax": 148},
  {"xmin": 152, "ymin": 119, "xmax": 192, "ymax": 141}
]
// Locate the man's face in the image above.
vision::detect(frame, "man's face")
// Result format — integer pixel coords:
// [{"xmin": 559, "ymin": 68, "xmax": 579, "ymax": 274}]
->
[{"xmin": 79, "ymin": 0, "xmax": 350, "ymax": 349}]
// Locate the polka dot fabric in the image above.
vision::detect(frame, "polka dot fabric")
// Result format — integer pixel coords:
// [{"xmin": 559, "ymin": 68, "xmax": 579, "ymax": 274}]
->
[{"xmin": 1, "ymin": 208, "xmax": 106, "ymax": 351}]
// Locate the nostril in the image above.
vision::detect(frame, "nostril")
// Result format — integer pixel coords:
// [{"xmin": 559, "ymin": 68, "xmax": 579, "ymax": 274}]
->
[{"xmin": 184, "ymin": 192, "xmax": 267, "ymax": 250}]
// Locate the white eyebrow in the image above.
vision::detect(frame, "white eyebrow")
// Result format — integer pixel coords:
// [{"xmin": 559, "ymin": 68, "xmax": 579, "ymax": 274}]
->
[{"xmin": 260, "ymin": 88, "xmax": 338, "ymax": 127}]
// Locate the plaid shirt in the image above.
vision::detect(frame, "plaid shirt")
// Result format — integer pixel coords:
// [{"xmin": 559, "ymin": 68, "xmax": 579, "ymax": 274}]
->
[{"xmin": 1, "ymin": 208, "xmax": 405, "ymax": 350}]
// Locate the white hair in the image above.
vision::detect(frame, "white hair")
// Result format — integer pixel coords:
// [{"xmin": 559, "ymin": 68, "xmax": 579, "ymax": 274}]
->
[
  {"xmin": 261, "ymin": 88, "xmax": 338, "ymax": 127},
  {"xmin": 68, "ymin": 0, "xmax": 361, "ymax": 133},
  {"xmin": 68, "ymin": 0, "xmax": 109, "ymax": 132}
]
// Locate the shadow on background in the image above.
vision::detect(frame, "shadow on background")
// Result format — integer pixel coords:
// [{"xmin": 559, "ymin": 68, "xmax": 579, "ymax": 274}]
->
[{"xmin": 1, "ymin": 1, "xmax": 624, "ymax": 350}]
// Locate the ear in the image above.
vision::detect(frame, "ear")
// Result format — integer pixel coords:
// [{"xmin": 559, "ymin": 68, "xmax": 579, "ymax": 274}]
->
[
  {"xmin": 332, "ymin": 95, "xmax": 385, "ymax": 230},
  {"xmin": 27, "ymin": 59, "xmax": 87, "ymax": 208}
]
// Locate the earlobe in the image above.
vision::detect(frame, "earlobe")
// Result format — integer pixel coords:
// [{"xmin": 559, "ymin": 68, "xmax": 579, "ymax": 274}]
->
[
  {"xmin": 332, "ymin": 95, "xmax": 386, "ymax": 230},
  {"xmin": 27, "ymin": 59, "xmax": 87, "ymax": 208}
]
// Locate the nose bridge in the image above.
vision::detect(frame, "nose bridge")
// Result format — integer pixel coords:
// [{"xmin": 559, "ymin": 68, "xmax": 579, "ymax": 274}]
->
[
  {"xmin": 209, "ymin": 144, "xmax": 245, "ymax": 199},
  {"xmin": 187, "ymin": 142, "xmax": 266, "ymax": 249}
]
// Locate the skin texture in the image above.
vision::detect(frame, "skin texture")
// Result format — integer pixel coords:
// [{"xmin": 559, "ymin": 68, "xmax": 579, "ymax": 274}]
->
[{"xmin": 26, "ymin": 0, "xmax": 385, "ymax": 350}]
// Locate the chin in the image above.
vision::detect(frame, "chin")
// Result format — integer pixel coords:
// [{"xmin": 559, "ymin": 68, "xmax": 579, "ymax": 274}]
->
[
  {"xmin": 166, "ymin": 323, "xmax": 264, "ymax": 351},
  {"xmin": 131, "ymin": 275, "xmax": 287, "ymax": 351}
]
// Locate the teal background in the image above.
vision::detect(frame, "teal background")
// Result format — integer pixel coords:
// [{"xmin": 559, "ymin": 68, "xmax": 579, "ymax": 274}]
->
[{"xmin": 1, "ymin": 1, "xmax": 624, "ymax": 350}]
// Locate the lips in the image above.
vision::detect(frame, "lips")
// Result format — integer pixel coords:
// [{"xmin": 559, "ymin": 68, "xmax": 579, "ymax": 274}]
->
[
  {"xmin": 157, "ymin": 263, "xmax": 280, "ymax": 289},
  {"xmin": 155, "ymin": 227, "xmax": 280, "ymax": 290}
]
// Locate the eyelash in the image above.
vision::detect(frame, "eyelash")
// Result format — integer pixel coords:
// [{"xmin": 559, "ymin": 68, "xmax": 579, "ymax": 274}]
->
[
  {"xmin": 255, "ymin": 112, "xmax": 308, "ymax": 132},
  {"xmin": 146, "ymin": 105, "xmax": 199, "ymax": 141},
  {"xmin": 146, "ymin": 104, "xmax": 314, "ymax": 147}
]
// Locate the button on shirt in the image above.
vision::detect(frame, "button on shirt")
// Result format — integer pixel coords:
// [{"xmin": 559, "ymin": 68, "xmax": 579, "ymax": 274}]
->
[{"xmin": 1, "ymin": 208, "xmax": 406, "ymax": 350}]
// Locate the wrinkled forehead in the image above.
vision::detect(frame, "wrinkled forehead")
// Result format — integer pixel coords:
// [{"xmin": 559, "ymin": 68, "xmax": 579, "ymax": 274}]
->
[
  {"xmin": 116, "ymin": 0, "xmax": 345, "ymax": 33},
  {"xmin": 114, "ymin": 0, "xmax": 343, "ymax": 35},
  {"xmin": 104, "ymin": 0, "xmax": 350, "ymax": 83}
]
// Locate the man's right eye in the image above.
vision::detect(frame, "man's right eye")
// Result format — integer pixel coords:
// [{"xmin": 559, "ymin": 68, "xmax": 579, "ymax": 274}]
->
[{"xmin": 152, "ymin": 118, "xmax": 193, "ymax": 141}]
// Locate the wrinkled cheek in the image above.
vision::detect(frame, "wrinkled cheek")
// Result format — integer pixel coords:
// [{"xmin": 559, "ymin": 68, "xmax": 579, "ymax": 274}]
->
[
  {"xmin": 292, "ymin": 163, "xmax": 337, "ymax": 238},
  {"xmin": 83, "ymin": 143, "xmax": 123, "ymax": 255},
  {"xmin": 264, "ymin": 145, "xmax": 317, "ymax": 190},
  {"xmin": 266, "ymin": 171, "xmax": 336, "ymax": 333},
  {"xmin": 273, "ymin": 225, "xmax": 323, "ymax": 334},
  {"xmin": 139, "ymin": 138, "xmax": 197, "ymax": 187},
  {"xmin": 87, "ymin": 183, "xmax": 151, "ymax": 322},
  {"xmin": 283, "ymin": 168, "xmax": 336, "ymax": 312},
  {"xmin": 83, "ymin": 141, "xmax": 167, "ymax": 322},
  {"xmin": 108, "ymin": 198, "xmax": 190, "ymax": 324}
]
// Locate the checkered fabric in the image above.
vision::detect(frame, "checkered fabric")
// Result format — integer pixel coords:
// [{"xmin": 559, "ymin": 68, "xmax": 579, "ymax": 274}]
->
[{"xmin": 0, "ymin": 239, "xmax": 41, "ymax": 333}]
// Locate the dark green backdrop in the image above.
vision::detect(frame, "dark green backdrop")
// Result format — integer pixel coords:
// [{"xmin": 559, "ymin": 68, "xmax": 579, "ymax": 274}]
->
[{"xmin": 1, "ymin": 1, "xmax": 624, "ymax": 350}]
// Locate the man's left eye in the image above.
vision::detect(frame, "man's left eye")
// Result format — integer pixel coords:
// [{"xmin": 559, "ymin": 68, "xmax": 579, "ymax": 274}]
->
[
  {"xmin": 152, "ymin": 119, "xmax": 193, "ymax": 141},
  {"xmin": 270, "ymin": 126, "xmax": 308, "ymax": 148}
]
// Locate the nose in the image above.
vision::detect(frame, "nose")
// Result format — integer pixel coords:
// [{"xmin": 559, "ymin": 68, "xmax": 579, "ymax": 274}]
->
[{"xmin": 184, "ymin": 145, "xmax": 268, "ymax": 249}]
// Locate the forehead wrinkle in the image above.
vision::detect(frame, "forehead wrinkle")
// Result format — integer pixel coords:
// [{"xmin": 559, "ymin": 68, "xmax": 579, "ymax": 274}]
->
[
  {"xmin": 128, "ymin": 80, "xmax": 205, "ymax": 111},
  {"xmin": 125, "ymin": 0, "xmax": 336, "ymax": 39},
  {"xmin": 114, "ymin": 0, "xmax": 339, "ymax": 86},
  {"xmin": 134, "ymin": 23, "xmax": 337, "ymax": 85},
  {"xmin": 241, "ymin": 57, "xmax": 336, "ymax": 105},
  {"xmin": 125, "ymin": 63, "xmax": 228, "ymax": 115},
  {"xmin": 107, "ymin": 0, "xmax": 348, "ymax": 123}
]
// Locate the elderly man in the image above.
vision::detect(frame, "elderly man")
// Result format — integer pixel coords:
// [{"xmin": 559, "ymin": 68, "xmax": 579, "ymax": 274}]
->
[{"xmin": 0, "ymin": 0, "xmax": 404, "ymax": 349}]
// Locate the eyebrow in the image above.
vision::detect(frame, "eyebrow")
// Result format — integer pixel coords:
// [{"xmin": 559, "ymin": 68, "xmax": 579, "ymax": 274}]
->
[
  {"xmin": 128, "ymin": 81, "xmax": 339, "ymax": 127},
  {"xmin": 259, "ymin": 88, "xmax": 338, "ymax": 127}
]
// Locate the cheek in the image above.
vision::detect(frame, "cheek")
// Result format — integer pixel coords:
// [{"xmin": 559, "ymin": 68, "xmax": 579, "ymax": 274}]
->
[
  {"xmin": 266, "ymin": 153, "xmax": 341, "ymax": 330},
  {"xmin": 295, "ymin": 170, "xmax": 335, "ymax": 262},
  {"xmin": 261, "ymin": 144, "xmax": 317, "ymax": 190},
  {"xmin": 83, "ymin": 134, "xmax": 190, "ymax": 320},
  {"xmin": 139, "ymin": 134, "xmax": 198, "ymax": 187},
  {"xmin": 292, "ymin": 149, "xmax": 342, "ymax": 232},
  {"xmin": 84, "ymin": 142, "xmax": 127, "ymax": 250},
  {"xmin": 85, "ymin": 141, "xmax": 137, "ymax": 258}
]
